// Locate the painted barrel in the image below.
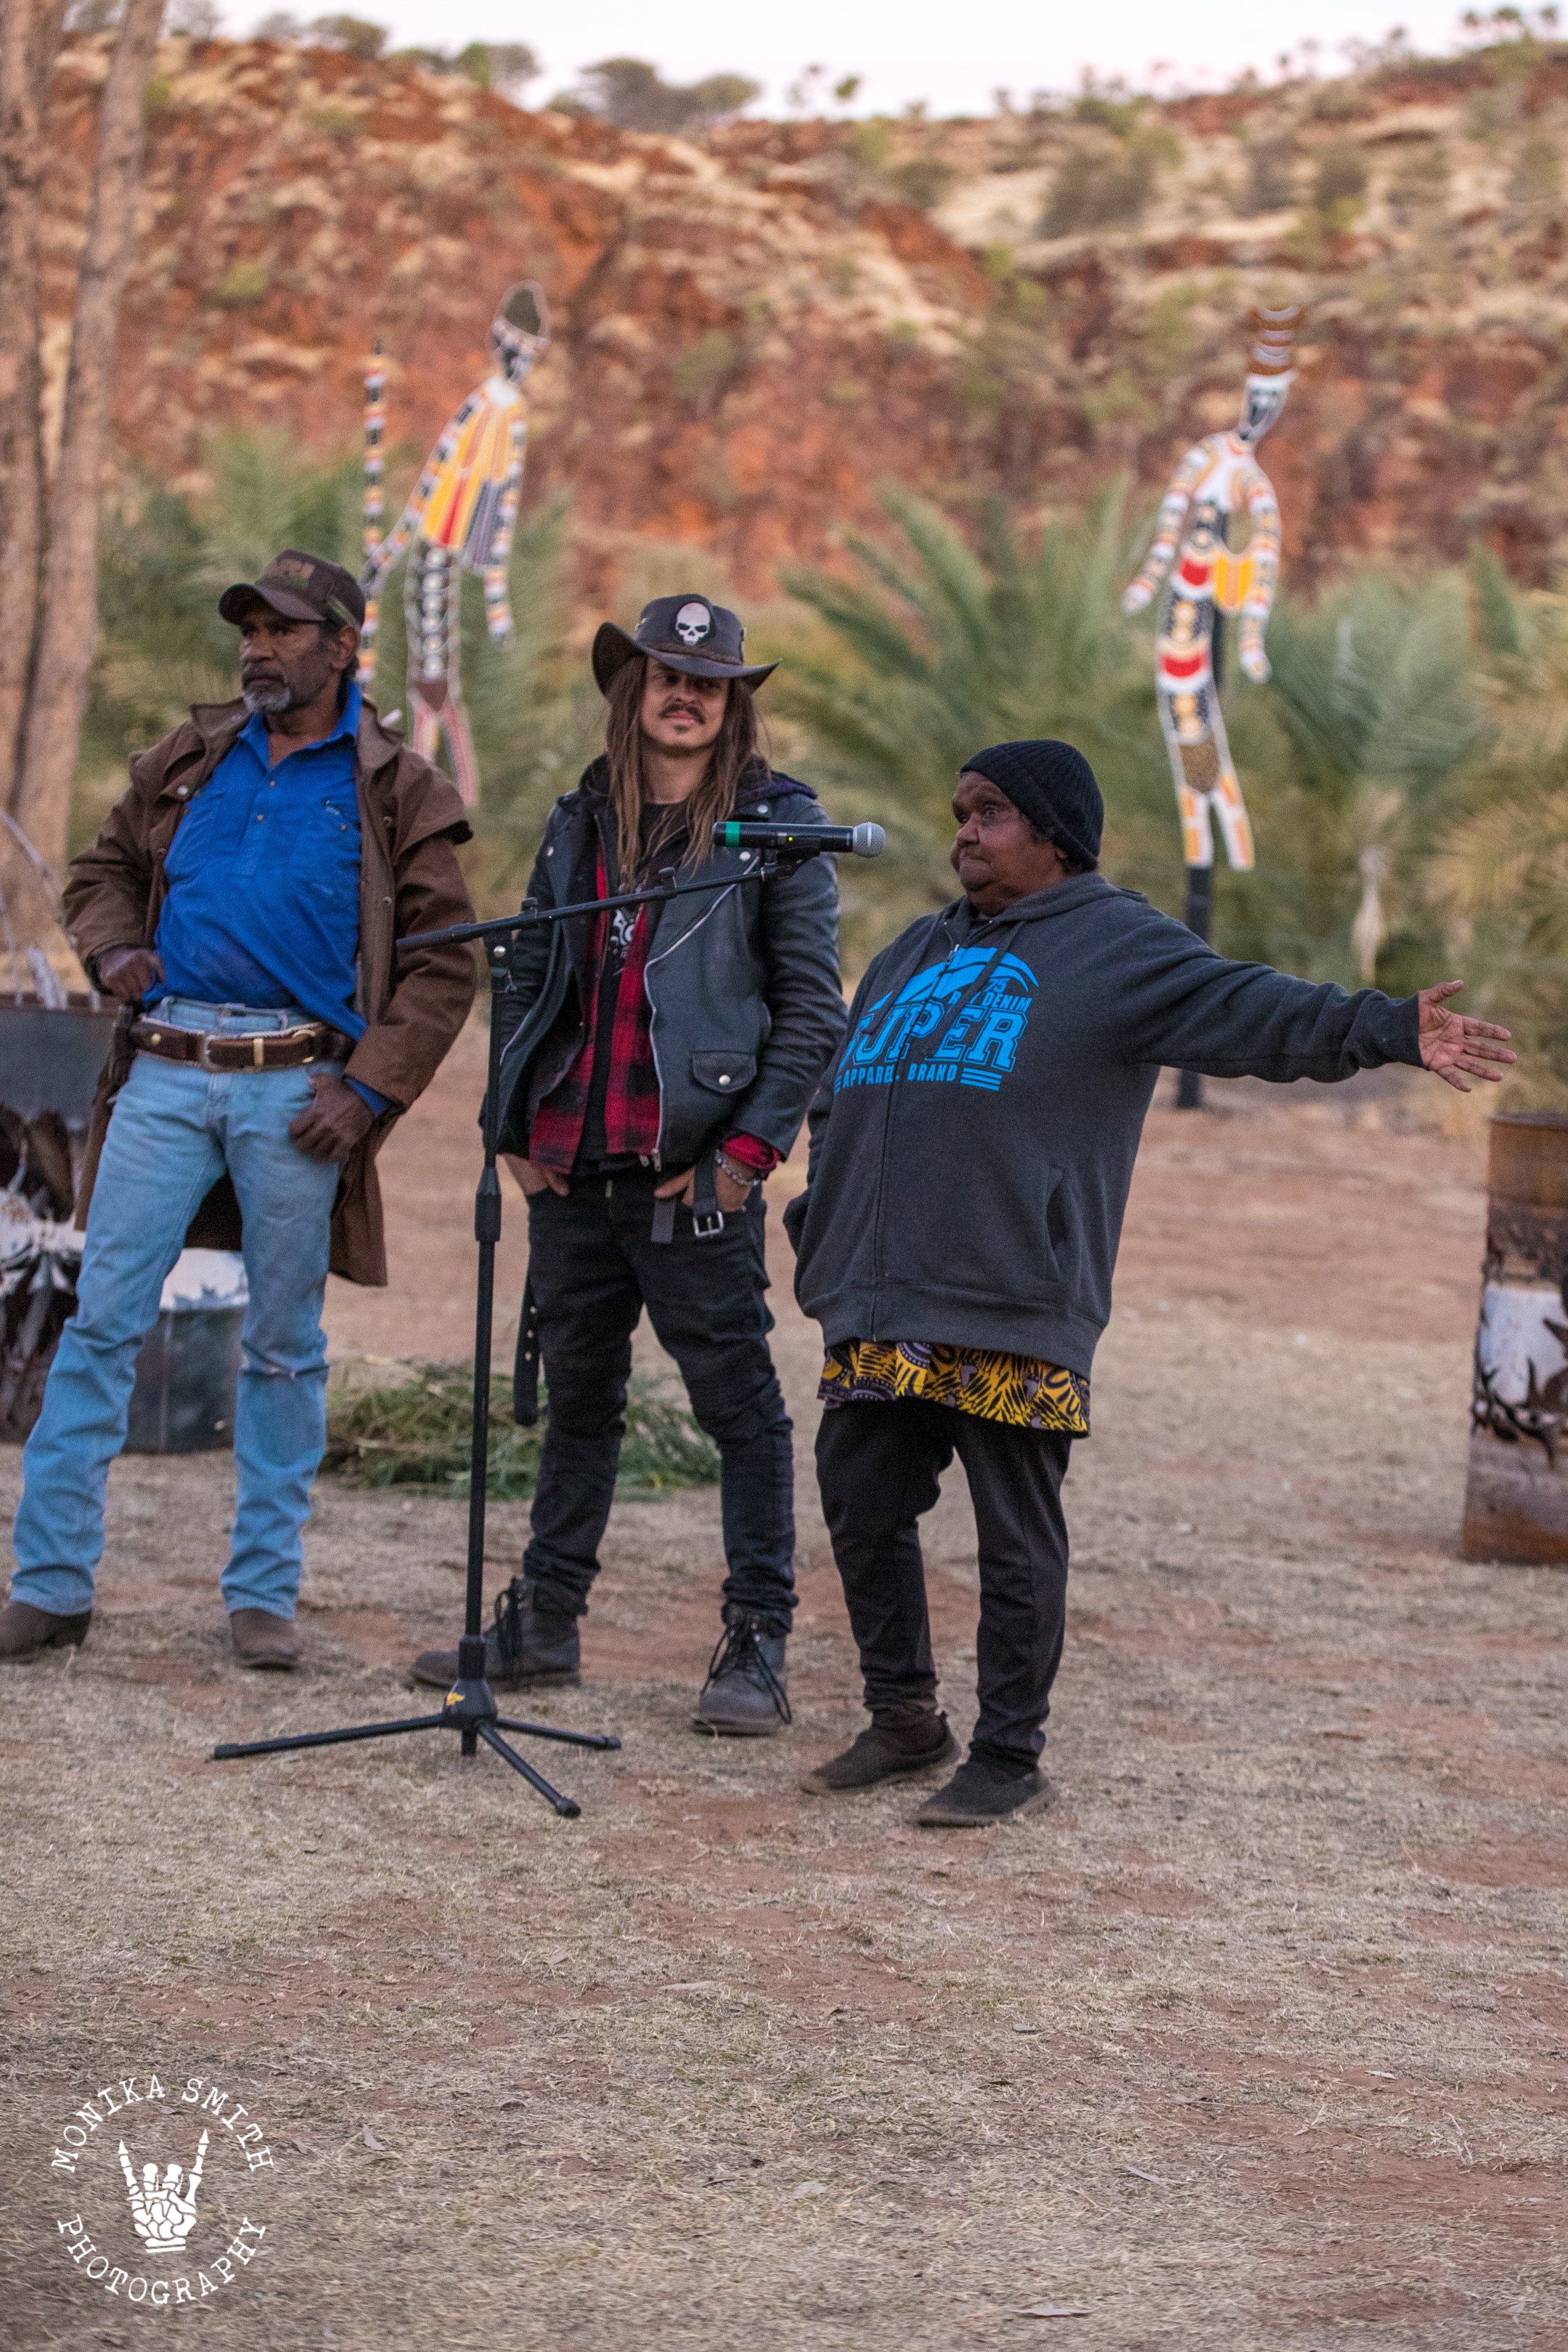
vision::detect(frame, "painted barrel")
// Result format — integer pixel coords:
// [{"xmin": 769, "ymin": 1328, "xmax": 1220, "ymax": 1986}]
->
[
  {"xmin": 124, "ymin": 1250, "xmax": 247, "ymax": 1455},
  {"xmin": 1461, "ymin": 1111, "xmax": 1568, "ymax": 1563}
]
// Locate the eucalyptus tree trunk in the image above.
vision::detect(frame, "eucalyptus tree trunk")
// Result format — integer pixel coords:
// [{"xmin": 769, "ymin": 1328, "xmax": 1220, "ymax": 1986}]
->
[
  {"xmin": 13, "ymin": 0, "xmax": 163, "ymax": 911},
  {"xmin": 0, "ymin": 0, "xmax": 65, "ymax": 822}
]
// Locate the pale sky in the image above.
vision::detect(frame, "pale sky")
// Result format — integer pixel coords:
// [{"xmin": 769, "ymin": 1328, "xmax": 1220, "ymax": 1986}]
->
[{"xmin": 261, "ymin": 2, "xmax": 1489, "ymax": 118}]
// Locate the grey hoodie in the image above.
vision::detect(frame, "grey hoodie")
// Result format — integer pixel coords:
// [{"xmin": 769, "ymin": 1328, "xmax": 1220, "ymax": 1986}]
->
[{"xmin": 785, "ymin": 875, "xmax": 1423, "ymax": 1379}]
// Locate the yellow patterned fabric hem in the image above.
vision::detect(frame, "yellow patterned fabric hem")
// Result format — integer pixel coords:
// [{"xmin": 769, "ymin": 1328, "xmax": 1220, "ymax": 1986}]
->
[{"xmin": 819, "ymin": 1339, "xmax": 1090, "ymax": 1435}]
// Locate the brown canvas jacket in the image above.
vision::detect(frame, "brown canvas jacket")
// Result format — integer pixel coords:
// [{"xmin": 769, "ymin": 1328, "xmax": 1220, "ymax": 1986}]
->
[{"xmin": 65, "ymin": 695, "xmax": 476, "ymax": 1286}]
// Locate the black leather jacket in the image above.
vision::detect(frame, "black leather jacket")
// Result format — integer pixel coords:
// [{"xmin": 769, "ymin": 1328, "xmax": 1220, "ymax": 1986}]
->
[{"xmin": 494, "ymin": 759, "xmax": 846, "ymax": 1169}]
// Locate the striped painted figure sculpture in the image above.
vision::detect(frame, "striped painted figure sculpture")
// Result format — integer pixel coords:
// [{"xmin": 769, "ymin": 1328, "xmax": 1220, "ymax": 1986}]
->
[
  {"xmin": 359, "ymin": 282, "xmax": 551, "ymax": 806},
  {"xmin": 1122, "ymin": 304, "xmax": 1303, "ymax": 891}
]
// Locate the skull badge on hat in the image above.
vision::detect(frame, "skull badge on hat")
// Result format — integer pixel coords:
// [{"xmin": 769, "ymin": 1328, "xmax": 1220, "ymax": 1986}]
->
[{"xmin": 592, "ymin": 595, "xmax": 778, "ymax": 694}]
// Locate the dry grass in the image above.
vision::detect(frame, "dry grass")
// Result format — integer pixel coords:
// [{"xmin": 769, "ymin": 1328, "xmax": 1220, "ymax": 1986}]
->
[
  {"xmin": 1, "ymin": 1078, "xmax": 1564, "ymax": 2350},
  {"xmin": 322, "ymin": 1363, "xmax": 719, "ymax": 1498}
]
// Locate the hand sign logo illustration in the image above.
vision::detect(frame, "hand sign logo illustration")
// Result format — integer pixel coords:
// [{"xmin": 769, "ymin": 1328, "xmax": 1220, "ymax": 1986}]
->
[
  {"xmin": 48, "ymin": 2069, "xmax": 278, "ymax": 2309},
  {"xmin": 118, "ymin": 2129, "xmax": 208, "ymax": 2253}
]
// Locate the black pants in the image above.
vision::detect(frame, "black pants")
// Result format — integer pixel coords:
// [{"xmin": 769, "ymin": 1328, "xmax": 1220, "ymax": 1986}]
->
[
  {"xmin": 814, "ymin": 1400, "xmax": 1073, "ymax": 1773},
  {"xmin": 522, "ymin": 1169, "xmax": 794, "ymax": 1625}
]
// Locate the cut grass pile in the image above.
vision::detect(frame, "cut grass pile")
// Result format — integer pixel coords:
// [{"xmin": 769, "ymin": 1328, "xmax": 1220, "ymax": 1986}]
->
[{"xmin": 322, "ymin": 1360, "xmax": 720, "ymax": 1498}]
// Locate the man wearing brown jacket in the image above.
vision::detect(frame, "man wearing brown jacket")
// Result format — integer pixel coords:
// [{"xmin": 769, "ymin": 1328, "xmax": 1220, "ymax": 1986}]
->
[{"xmin": 0, "ymin": 551, "xmax": 475, "ymax": 1670}]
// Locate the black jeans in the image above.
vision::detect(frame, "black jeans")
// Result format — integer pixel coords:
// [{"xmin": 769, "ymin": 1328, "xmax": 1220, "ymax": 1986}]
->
[
  {"xmin": 521, "ymin": 1169, "xmax": 794, "ymax": 1625},
  {"xmin": 814, "ymin": 1400, "xmax": 1073, "ymax": 1773}
]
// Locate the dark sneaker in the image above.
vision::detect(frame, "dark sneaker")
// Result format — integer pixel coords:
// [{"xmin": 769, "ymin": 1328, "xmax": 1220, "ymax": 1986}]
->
[
  {"xmin": 0, "ymin": 1598, "xmax": 91, "ymax": 1663},
  {"xmin": 409, "ymin": 1577, "xmax": 580, "ymax": 1691},
  {"xmin": 916, "ymin": 1758, "xmax": 1057, "ymax": 1827},
  {"xmin": 800, "ymin": 1712, "xmax": 958, "ymax": 1794},
  {"xmin": 693, "ymin": 1608, "xmax": 790, "ymax": 1736}
]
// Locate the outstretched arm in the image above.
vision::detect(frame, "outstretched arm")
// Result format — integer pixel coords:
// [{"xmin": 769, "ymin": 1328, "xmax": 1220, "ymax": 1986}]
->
[
  {"xmin": 1236, "ymin": 469, "xmax": 1282, "ymax": 681},
  {"xmin": 1119, "ymin": 914, "xmax": 1514, "ymax": 1088},
  {"xmin": 1123, "ymin": 444, "xmax": 1206, "ymax": 613},
  {"xmin": 481, "ymin": 418, "xmax": 527, "ymax": 648}
]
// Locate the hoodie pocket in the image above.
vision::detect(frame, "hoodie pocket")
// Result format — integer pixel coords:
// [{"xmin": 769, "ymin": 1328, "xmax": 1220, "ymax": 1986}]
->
[
  {"xmin": 690, "ymin": 1050, "xmax": 757, "ymax": 1098},
  {"xmin": 893, "ymin": 1158, "xmax": 1071, "ymax": 1307}
]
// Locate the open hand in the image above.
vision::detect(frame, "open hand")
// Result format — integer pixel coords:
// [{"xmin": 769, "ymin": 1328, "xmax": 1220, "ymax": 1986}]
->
[
  {"xmin": 288, "ymin": 1071, "xmax": 375, "ymax": 1162},
  {"xmin": 1417, "ymin": 981, "xmax": 1516, "ymax": 1093},
  {"xmin": 96, "ymin": 945, "xmax": 163, "ymax": 1004}
]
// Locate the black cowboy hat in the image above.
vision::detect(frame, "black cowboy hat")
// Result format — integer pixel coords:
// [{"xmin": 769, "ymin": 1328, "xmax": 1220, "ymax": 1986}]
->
[{"xmin": 591, "ymin": 594, "xmax": 777, "ymax": 694}]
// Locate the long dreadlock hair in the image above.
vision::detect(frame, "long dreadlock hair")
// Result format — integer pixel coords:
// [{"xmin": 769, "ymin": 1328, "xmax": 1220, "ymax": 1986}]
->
[{"xmin": 603, "ymin": 656, "xmax": 764, "ymax": 880}]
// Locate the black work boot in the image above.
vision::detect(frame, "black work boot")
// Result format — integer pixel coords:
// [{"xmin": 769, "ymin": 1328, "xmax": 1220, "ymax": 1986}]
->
[
  {"xmin": 916, "ymin": 1756, "xmax": 1058, "ymax": 1827},
  {"xmin": 799, "ymin": 1708, "xmax": 958, "ymax": 1795},
  {"xmin": 693, "ymin": 1606, "xmax": 791, "ymax": 1736},
  {"xmin": 409, "ymin": 1578, "xmax": 580, "ymax": 1691}
]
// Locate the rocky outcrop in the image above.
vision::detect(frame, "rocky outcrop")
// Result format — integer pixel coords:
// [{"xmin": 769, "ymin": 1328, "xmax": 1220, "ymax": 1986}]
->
[{"xmin": 45, "ymin": 36, "xmax": 1568, "ymax": 589}]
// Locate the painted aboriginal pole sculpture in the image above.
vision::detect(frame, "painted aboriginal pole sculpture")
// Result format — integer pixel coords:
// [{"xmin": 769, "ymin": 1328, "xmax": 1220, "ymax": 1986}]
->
[
  {"xmin": 1123, "ymin": 303, "xmax": 1302, "ymax": 1105},
  {"xmin": 1462, "ymin": 1111, "xmax": 1568, "ymax": 1565},
  {"xmin": 360, "ymin": 282, "xmax": 551, "ymax": 807}
]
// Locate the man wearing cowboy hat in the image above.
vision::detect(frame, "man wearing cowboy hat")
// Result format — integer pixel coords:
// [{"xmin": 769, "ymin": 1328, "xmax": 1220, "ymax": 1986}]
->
[
  {"xmin": 410, "ymin": 594, "xmax": 846, "ymax": 1731},
  {"xmin": 0, "ymin": 551, "xmax": 475, "ymax": 1670}
]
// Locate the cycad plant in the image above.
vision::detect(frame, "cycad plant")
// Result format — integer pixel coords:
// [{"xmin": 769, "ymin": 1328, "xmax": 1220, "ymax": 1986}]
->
[
  {"xmin": 79, "ymin": 430, "xmax": 364, "ymax": 831},
  {"xmin": 1430, "ymin": 575, "xmax": 1568, "ymax": 1101},
  {"xmin": 775, "ymin": 483, "xmax": 1178, "ymax": 956},
  {"xmin": 1217, "ymin": 567, "xmax": 1486, "ymax": 994},
  {"xmin": 78, "ymin": 432, "xmax": 597, "ymax": 912}
]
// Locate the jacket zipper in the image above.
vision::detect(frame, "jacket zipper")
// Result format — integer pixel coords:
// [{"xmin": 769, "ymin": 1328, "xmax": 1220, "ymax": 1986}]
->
[
  {"xmin": 867, "ymin": 922, "xmax": 963, "ymax": 1330},
  {"xmin": 642, "ymin": 867, "xmax": 746, "ymax": 1169}
]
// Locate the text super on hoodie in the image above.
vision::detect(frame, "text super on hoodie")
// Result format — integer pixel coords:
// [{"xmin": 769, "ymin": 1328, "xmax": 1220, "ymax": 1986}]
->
[{"xmin": 785, "ymin": 875, "xmax": 1423, "ymax": 1381}]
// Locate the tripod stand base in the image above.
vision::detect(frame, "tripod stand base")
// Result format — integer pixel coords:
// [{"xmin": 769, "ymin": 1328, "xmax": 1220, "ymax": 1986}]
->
[{"xmin": 212, "ymin": 1671, "xmax": 621, "ymax": 1818}]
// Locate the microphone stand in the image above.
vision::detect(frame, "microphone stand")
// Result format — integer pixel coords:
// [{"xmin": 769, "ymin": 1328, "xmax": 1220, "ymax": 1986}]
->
[{"xmin": 213, "ymin": 854, "xmax": 791, "ymax": 1815}]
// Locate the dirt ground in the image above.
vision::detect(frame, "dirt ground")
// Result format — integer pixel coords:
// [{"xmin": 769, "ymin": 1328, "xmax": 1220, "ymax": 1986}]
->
[{"xmin": 3, "ymin": 1031, "xmax": 1564, "ymax": 2351}]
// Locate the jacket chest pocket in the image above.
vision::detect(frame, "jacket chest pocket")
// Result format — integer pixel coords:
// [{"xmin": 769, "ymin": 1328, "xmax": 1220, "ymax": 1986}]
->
[{"xmin": 690, "ymin": 1050, "xmax": 756, "ymax": 1098}]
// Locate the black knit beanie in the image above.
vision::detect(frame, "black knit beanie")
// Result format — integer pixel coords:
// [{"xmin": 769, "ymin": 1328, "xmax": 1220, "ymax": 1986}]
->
[{"xmin": 961, "ymin": 740, "xmax": 1103, "ymax": 867}]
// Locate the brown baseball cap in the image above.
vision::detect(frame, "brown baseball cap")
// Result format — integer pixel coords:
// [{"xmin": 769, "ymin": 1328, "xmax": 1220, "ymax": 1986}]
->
[{"xmin": 219, "ymin": 548, "xmax": 366, "ymax": 631}]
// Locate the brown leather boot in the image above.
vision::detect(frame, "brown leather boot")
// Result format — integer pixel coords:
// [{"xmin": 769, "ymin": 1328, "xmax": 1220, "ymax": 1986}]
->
[
  {"xmin": 229, "ymin": 1609, "xmax": 302, "ymax": 1671},
  {"xmin": 0, "ymin": 1598, "xmax": 92, "ymax": 1663}
]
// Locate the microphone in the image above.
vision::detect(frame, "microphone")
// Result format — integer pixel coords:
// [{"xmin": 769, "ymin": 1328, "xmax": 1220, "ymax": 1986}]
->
[{"xmin": 714, "ymin": 820, "xmax": 885, "ymax": 859}]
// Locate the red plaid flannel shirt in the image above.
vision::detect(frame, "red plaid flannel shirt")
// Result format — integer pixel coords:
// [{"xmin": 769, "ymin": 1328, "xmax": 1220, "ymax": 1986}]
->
[{"xmin": 526, "ymin": 848, "xmax": 778, "ymax": 1177}]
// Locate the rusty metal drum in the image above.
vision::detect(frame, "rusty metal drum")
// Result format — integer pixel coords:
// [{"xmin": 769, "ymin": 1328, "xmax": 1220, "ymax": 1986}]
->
[{"xmin": 1462, "ymin": 1111, "xmax": 1568, "ymax": 1562}]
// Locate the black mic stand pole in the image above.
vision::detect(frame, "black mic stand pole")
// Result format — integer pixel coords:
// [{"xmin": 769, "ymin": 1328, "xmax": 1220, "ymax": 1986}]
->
[{"xmin": 211, "ymin": 859, "xmax": 785, "ymax": 1814}]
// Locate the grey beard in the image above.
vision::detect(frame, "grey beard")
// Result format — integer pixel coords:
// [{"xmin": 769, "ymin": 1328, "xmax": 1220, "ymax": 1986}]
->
[{"xmin": 242, "ymin": 679, "xmax": 292, "ymax": 714}]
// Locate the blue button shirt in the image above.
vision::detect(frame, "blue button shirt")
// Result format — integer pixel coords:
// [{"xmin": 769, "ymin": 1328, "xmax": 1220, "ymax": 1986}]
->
[{"xmin": 152, "ymin": 682, "xmax": 389, "ymax": 1114}]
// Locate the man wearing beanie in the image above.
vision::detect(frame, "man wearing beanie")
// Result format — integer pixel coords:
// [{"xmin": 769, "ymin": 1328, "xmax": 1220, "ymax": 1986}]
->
[{"xmin": 786, "ymin": 740, "xmax": 1514, "ymax": 1825}]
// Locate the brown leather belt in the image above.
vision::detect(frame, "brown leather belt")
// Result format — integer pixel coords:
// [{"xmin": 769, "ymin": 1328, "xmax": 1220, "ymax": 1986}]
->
[{"xmin": 129, "ymin": 1017, "xmax": 350, "ymax": 1072}]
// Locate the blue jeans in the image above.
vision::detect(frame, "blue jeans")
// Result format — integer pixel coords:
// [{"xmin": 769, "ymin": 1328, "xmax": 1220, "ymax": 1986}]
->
[{"xmin": 10, "ymin": 1001, "xmax": 342, "ymax": 1620}]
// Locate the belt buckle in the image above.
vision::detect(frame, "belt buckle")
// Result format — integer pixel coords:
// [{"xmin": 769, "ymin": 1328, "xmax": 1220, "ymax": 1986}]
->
[
  {"xmin": 691, "ymin": 1207, "xmax": 725, "ymax": 1240},
  {"xmin": 197, "ymin": 1031, "xmax": 268, "ymax": 1070}
]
